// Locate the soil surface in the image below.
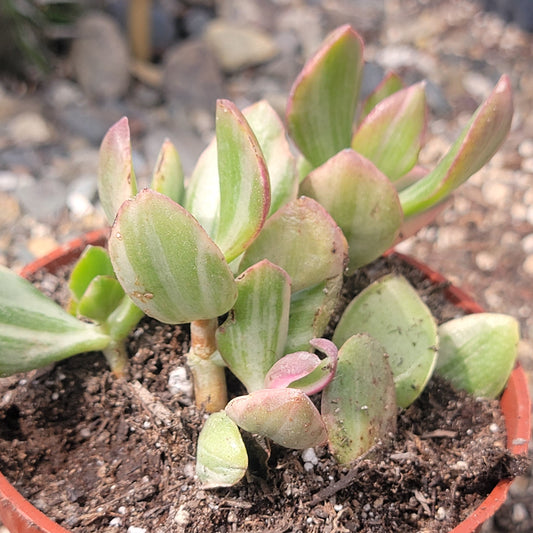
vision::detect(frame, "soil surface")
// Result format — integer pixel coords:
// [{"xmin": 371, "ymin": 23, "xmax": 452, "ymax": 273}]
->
[{"xmin": 0, "ymin": 256, "xmax": 526, "ymax": 533}]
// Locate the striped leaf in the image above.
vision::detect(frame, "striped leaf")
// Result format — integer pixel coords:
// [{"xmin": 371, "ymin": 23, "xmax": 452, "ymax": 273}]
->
[
  {"xmin": 360, "ymin": 71, "xmax": 404, "ymax": 120},
  {"xmin": 109, "ymin": 189, "xmax": 237, "ymax": 324},
  {"xmin": 150, "ymin": 139, "xmax": 184, "ymax": 204},
  {"xmin": 286, "ymin": 25, "xmax": 364, "ymax": 167},
  {"xmin": 333, "ymin": 274, "xmax": 438, "ymax": 408},
  {"xmin": 0, "ymin": 266, "xmax": 110, "ymax": 376},
  {"xmin": 217, "ymin": 260, "xmax": 291, "ymax": 392},
  {"xmin": 97, "ymin": 117, "xmax": 137, "ymax": 225}
]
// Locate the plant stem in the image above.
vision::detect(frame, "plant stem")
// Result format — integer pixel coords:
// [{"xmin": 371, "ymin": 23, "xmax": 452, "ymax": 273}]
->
[
  {"xmin": 103, "ymin": 340, "xmax": 129, "ymax": 378},
  {"xmin": 188, "ymin": 318, "xmax": 228, "ymax": 412}
]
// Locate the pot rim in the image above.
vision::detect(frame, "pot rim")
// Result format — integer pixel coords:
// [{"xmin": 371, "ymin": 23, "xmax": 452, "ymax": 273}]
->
[{"xmin": 0, "ymin": 234, "xmax": 529, "ymax": 533}]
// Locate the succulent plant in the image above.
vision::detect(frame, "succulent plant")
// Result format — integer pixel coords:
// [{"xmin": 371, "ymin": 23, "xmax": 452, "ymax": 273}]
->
[{"xmin": 0, "ymin": 24, "xmax": 520, "ymax": 491}]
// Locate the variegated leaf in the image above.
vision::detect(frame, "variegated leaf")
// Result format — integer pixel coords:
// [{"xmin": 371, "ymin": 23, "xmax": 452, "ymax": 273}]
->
[
  {"xmin": 300, "ymin": 150, "xmax": 403, "ymax": 273},
  {"xmin": 98, "ymin": 117, "xmax": 137, "ymax": 225},
  {"xmin": 399, "ymin": 75, "xmax": 513, "ymax": 217},
  {"xmin": 360, "ymin": 71, "xmax": 404, "ymax": 120},
  {"xmin": 436, "ymin": 313, "xmax": 519, "ymax": 398},
  {"xmin": 333, "ymin": 274, "xmax": 438, "ymax": 408},
  {"xmin": 226, "ymin": 388, "xmax": 327, "ymax": 449},
  {"xmin": 286, "ymin": 25, "xmax": 364, "ymax": 167},
  {"xmin": 109, "ymin": 189, "xmax": 237, "ymax": 324},
  {"xmin": 351, "ymin": 82, "xmax": 427, "ymax": 181},
  {"xmin": 217, "ymin": 260, "xmax": 291, "ymax": 392},
  {"xmin": 150, "ymin": 139, "xmax": 184, "ymax": 204},
  {"xmin": 322, "ymin": 334, "xmax": 397, "ymax": 464}
]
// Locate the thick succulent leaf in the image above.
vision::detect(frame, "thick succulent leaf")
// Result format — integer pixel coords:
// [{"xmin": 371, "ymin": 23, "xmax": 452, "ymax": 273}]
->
[
  {"xmin": 396, "ymin": 199, "xmax": 450, "ymax": 244},
  {"xmin": 239, "ymin": 197, "xmax": 348, "ymax": 293},
  {"xmin": 399, "ymin": 75, "xmax": 513, "ymax": 217},
  {"xmin": 69, "ymin": 245, "xmax": 115, "ymax": 305},
  {"xmin": 243, "ymin": 100, "xmax": 298, "ymax": 216},
  {"xmin": 150, "ymin": 139, "xmax": 184, "ymax": 204},
  {"xmin": 265, "ymin": 338, "xmax": 338, "ymax": 395},
  {"xmin": 0, "ymin": 266, "xmax": 110, "ymax": 376},
  {"xmin": 322, "ymin": 334, "xmax": 397, "ymax": 464},
  {"xmin": 215, "ymin": 99, "xmax": 271, "ymax": 262},
  {"xmin": 77, "ymin": 275, "xmax": 125, "ymax": 323},
  {"xmin": 351, "ymin": 82, "xmax": 427, "ymax": 181},
  {"xmin": 333, "ymin": 274, "xmax": 438, "ymax": 408},
  {"xmin": 217, "ymin": 260, "xmax": 291, "ymax": 392},
  {"xmin": 98, "ymin": 117, "xmax": 137, "ymax": 225},
  {"xmin": 109, "ymin": 189, "xmax": 237, "ymax": 324},
  {"xmin": 286, "ymin": 25, "xmax": 364, "ymax": 167},
  {"xmin": 184, "ymin": 138, "xmax": 220, "ymax": 238},
  {"xmin": 196, "ymin": 411, "xmax": 248, "ymax": 488},
  {"xmin": 285, "ymin": 274, "xmax": 343, "ymax": 353},
  {"xmin": 360, "ymin": 71, "xmax": 404, "ymax": 120},
  {"xmin": 226, "ymin": 388, "xmax": 327, "ymax": 449},
  {"xmin": 300, "ymin": 150, "xmax": 403, "ymax": 273},
  {"xmin": 436, "ymin": 313, "xmax": 519, "ymax": 398}
]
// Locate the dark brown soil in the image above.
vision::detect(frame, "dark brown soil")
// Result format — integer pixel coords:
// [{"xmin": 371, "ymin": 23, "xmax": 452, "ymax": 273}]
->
[{"xmin": 0, "ymin": 256, "xmax": 527, "ymax": 532}]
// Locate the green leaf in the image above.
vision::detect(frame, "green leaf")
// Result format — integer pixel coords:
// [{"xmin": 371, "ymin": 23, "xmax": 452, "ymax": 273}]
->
[
  {"xmin": 286, "ymin": 25, "xmax": 364, "ymax": 167},
  {"xmin": 322, "ymin": 334, "xmax": 397, "ymax": 464},
  {"xmin": 239, "ymin": 197, "xmax": 347, "ymax": 293},
  {"xmin": 215, "ymin": 99, "xmax": 271, "ymax": 263},
  {"xmin": 109, "ymin": 189, "xmax": 237, "ymax": 324},
  {"xmin": 68, "ymin": 245, "xmax": 115, "ymax": 305},
  {"xmin": 360, "ymin": 71, "xmax": 404, "ymax": 120},
  {"xmin": 77, "ymin": 275, "xmax": 125, "ymax": 323},
  {"xmin": 435, "ymin": 313, "xmax": 519, "ymax": 398},
  {"xmin": 300, "ymin": 150, "xmax": 403, "ymax": 273},
  {"xmin": 196, "ymin": 411, "xmax": 248, "ymax": 488},
  {"xmin": 97, "ymin": 117, "xmax": 137, "ymax": 225},
  {"xmin": 243, "ymin": 100, "xmax": 298, "ymax": 216},
  {"xmin": 333, "ymin": 274, "xmax": 438, "ymax": 408},
  {"xmin": 285, "ymin": 275, "xmax": 343, "ymax": 353},
  {"xmin": 226, "ymin": 388, "xmax": 327, "ymax": 449},
  {"xmin": 399, "ymin": 75, "xmax": 513, "ymax": 217},
  {"xmin": 150, "ymin": 139, "xmax": 184, "ymax": 204},
  {"xmin": 217, "ymin": 260, "xmax": 291, "ymax": 392},
  {"xmin": 0, "ymin": 266, "xmax": 110, "ymax": 376},
  {"xmin": 351, "ymin": 82, "xmax": 427, "ymax": 181},
  {"xmin": 184, "ymin": 138, "xmax": 220, "ymax": 238}
]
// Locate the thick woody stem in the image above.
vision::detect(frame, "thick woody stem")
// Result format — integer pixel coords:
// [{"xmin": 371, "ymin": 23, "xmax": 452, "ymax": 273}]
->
[{"xmin": 188, "ymin": 318, "xmax": 228, "ymax": 412}]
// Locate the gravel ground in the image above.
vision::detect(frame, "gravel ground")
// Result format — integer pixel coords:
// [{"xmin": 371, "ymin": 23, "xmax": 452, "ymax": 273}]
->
[{"xmin": 0, "ymin": 0, "xmax": 531, "ymax": 531}]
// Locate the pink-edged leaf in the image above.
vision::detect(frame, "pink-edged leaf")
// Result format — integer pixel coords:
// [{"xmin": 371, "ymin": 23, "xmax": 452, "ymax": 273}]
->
[
  {"xmin": 286, "ymin": 25, "xmax": 364, "ymax": 167},
  {"xmin": 97, "ymin": 117, "xmax": 137, "ymax": 225},
  {"xmin": 215, "ymin": 99, "xmax": 271, "ymax": 262},
  {"xmin": 300, "ymin": 149, "xmax": 403, "ymax": 273},
  {"xmin": 239, "ymin": 197, "xmax": 348, "ymax": 293},
  {"xmin": 150, "ymin": 139, "xmax": 184, "ymax": 204},
  {"xmin": 395, "ymin": 199, "xmax": 451, "ymax": 243},
  {"xmin": 225, "ymin": 388, "xmax": 327, "ymax": 449},
  {"xmin": 400, "ymin": 75, "xmax": 513, "ymax": 217},
  {"xmin": 243, "ymin": 100, "xmax": 298, "ymax": 216},
  {"xmin": 217, "ymin": 260, "xmax": 291, "ymax": 393},
  {"xmin": 265, "ymin": 338, "xmax": 338, "ymax": 395},
  {"xmin": 109, "ymin": 189, "xmax": 237, "ymax": 324},
  {"xmin": 360, "ymin": 71, "xmax": 404, "ymax": 120},
  {"xmin": 393, "ymin": 165, "xmax": 427, "ymax": 192},
  {"xmin": 352, "ymin": 82, "xmax": 427, "ymax": 181}
]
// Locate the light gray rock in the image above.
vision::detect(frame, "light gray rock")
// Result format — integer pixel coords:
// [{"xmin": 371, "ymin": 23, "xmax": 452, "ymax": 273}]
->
[
  {"xmin": 16, "ymin": 179, "xmax": 68, "ymax": 223},
  {"xmin": 204, "ymin": 20, "xmax": 279, "ymax": 73},
  {"xmin": 70, "ymin": 12, "xmax": 130, "ymax": 101}
]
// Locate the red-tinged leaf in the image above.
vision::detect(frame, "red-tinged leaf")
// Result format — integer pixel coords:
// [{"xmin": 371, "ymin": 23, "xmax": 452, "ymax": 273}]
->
[
  {"xmin": 352, "ymin": 82, "xmax": 427, "ymax": 181},
  {"xmin": 300, "ymin": 149, "xmax": 403, "ymax": 273},
  {"xmin": 215, "ymin": 99, "xmax": 271, "ymax": 262},
  {"xmin": 286, "ymin": 25, "xmax": 364, "ymax": 167},
  {"xmin": 400, "ymin": 75, "xmax": 513, "ymax": 217},
  {"xmin": 360, "ymin": 71, "xmax": 404, "ymax": 120},
  {"xmin": 98, "ymin": 117, "xmax": 137, "ymax": 225},
  {"xmin": 226, "ymin": 388, "xmax": 327, "ymax": 449}
]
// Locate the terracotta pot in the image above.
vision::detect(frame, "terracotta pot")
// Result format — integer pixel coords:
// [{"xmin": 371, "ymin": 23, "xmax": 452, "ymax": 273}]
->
[{"xmin": 0, "ymin": 234, "xmax": 529, "ymax": 533}]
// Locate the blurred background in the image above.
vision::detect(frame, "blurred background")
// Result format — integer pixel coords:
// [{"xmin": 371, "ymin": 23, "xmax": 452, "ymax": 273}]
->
[{"xmin": 0, "ymin": 1, "xmax": 531, "ymax": 531}]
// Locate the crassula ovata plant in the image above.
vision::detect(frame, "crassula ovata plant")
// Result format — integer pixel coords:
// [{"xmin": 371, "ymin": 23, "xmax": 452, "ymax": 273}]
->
[{"xmin": 0, "ymin": 25, "xmax": 520, "ymax": 489}]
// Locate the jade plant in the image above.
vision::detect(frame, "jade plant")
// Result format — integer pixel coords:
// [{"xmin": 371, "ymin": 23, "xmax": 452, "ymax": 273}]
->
[{"xmin": 0, "ymin": 24, "xmax": 521, "ymax": 490}]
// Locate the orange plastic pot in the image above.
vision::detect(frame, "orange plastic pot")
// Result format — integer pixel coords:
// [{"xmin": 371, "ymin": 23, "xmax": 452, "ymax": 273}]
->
[{"xmin": 0, "ymin": 234, "xmax": 529, "ymax": 533}]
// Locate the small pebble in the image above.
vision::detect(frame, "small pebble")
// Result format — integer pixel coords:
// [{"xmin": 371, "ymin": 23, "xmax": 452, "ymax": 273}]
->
[
  {"xmin": 127, "ymin": 527, "xmax": 147, "ymax": 533},
  {"xmin": 109, "ymin": 517, "xmax": 122, "ymax": 527},
  {"xmin": 489, "ymin": 423, "xmax": 500, "ymax": 433},
  {"xmin": 436, "ymin": 507, "xmax": 447, "ymax": 520}
]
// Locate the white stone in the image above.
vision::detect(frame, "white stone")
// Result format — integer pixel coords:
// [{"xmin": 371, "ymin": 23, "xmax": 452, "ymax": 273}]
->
[
  {"xmin": 518, "ymin": 139, "xmax": 533, "ymax": 158},
  {"xmin": 8, "ymin": 112, "xmax": 53, "ymax": 145},
  {"xmin": 168, "ymin": 367, "xmax": 194, "ymax": 402},
  {"xmin": 475, "ymin": 251, "xmax": 497, "ymax": 272},
  {"xmin": 481, "ymin": 181, "xmax": 511, "ymax": 207},
  {"xmin": 522, "ymin": 255, "xmax": 533, "ymax": 277},
  {"xmin": 174, "ymin": 505, "xmax": 191, "ymax": 526},
  {"xmin": 521, "ymin": 158, "xmax": 533, "ymax": 174},
  {"xmin": 127, "ymin": 527, "xmax": 147, "ymax": 533},
  {"xmin": 301, "ymin": 447, "xmax": 319, "ymax": 465},
  {"xmin": 521, "ymin": 234, "xmax": 533, "ymax": 254}
]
